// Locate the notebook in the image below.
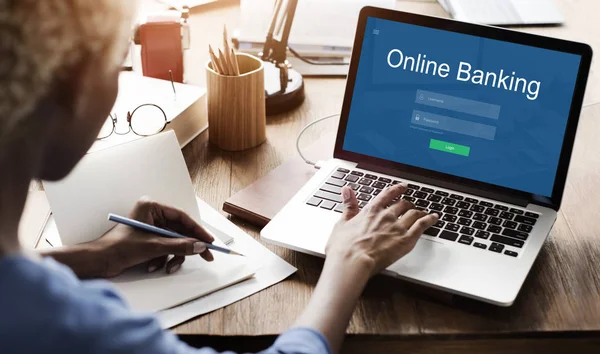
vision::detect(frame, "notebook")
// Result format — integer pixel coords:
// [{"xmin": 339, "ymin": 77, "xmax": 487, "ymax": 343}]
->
[{"xmin": 43, "ymin": 131, "xmax": 255, "ymax": 312}]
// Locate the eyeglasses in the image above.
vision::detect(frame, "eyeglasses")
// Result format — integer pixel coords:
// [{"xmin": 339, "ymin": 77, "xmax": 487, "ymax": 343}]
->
[{"xmin": 97, "ymin": 103, "xmax": 170, "ymax": 140}]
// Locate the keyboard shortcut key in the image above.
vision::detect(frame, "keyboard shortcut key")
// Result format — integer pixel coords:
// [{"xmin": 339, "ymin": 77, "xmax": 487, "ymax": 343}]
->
[
  {"xmin": 359, "ymin": 186, "xmax": 374, "ymax": 194},
  {"xmin": 424, "ymin": 227, "xmax": 441, "ymax": 237},
  {"xmin": 475, "ymin": 230, "xmax": 490, "ymax": 239},
  {"xmin": 439, "ymin": 230, "xmax": 459, "ymax": 241},
  {"xmin": 421, "ymin": 187, "xmax": 434, "ymax": 193},
  {"xmin": 442, "ymin": 214, "xmax": 458, "ymax": 223},
  {"xmin": 357, "ymin": 193, "xmax": 372, "ymax": 202},
  {"xmin": 331, "ymin": 171, "xmax": 346, "ymax": 179},
  {"xmin": 490, "ymin": 234, "xmax": 524, "ymax": 248},
  {"xmin": 515, "ymin": 215, "xmax": 537, "ymax": 226},
  {"xmin": 345, "ymin": 175, "xmax": 359, "ymax": 183},
  {"xmin": 337, "ymin": 168, "xmax": 350, "ymax": 173},
  {"xmin": 473, "ymin": 242, "xmax": 487, "ymax": 250},
  {"xmin": 372, "ymin": 181, "xmax": 387, "ymax": 189},
  {"xmin": 504, "ymin": 250, "xmax": 518, "ymax": 257},
  {"xmin": 306, "ymin": 197, "xmax": 322, "ymax": 207},
  {"xmin": 320, "ymin": 200, "xmax": 336, "ymax": 210},
  {"xmin": 489, "ymin": 243, "xmax": 504, "ymax": 253},
  {"xmin": 326, "ymin": 178, "xmax": 345, "ymax": 187},
  {"xmin": 320, "ymin": 184, "xmax": 342, "ymax": 195},
  {"xmin": 314, "ymin": 190, "xmax": 343, "ymax": 203},
  {"xmin": 445, "ymin": 223, "xmax": 460, "ymax": 232},
  {"xmin": 501, "ymin": 228, "xmax": 529, "ymax": 240},
  {"xmin": 458, "ymin": 235, "xmax": 474, "ymax": 245}
]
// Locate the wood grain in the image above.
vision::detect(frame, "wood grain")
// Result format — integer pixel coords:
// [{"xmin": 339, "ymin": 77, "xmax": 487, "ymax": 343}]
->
[
  {"xmin": 161, "ymin": 0, "xmax": 600, "ymax": 350},
  {"xmin": 206, "ymin": 53, "xmax": 266, "ymax": 151}
]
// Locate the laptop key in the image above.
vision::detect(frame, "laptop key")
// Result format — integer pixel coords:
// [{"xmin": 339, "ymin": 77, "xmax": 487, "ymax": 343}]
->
[
  {"xmin": 430, "ymin": 211, "xmax": 443, "ymax": 218},
  {"xmin": 320, "ymin": 200, "xmax": 336, "ymax": 210},
  {"xmin": 405, "ymin": 189, "xmax": 414, "ymax": 196},
  {"xmin": 358, "ymin": 201, "xmax": 367, "ymax": 208},
  {"xmin": 456, "ymin": 201, "xmax": 471, "ymax": 209},
  {"xmin": 503, "ymin": 220, "xmax": 518, "ymax": 229},
  {"xmin": 450, "ymin": 194, "xmax": 464, "ymax": 201},
  {"xmin": 414, "ymin": 191, "xmax": 428, "ymax": 199},
  {"xmin": 489, "ymin": 243, "xmax": 504, "ymax": 253},
  {"xmin": 470, "ymin": 205, "xmax": 485, "ymax": 213},
  {"xmin": 358, "ymin": 178, "xmax": 373, "ymax": 186},
  {"xmin": 458, "ymin": 210, "xmax": 473, "ymax": 218},
  {"xmin": 334, "ymin": 204, "xmax": 345, "ymax": 213},
  {"xmin": 487, "ymin": 225, "xmax": 502, "ymax": 233},
  {"xmin": 365, "ymin": 174, "xmax": 377, "ymax": 180},
  {"xmin": 491, "ymin": 234, "xmax": 524, "ymax": 248},
  {"xmin": 421, "ymin": 187, "xmax": 434, "ymax": 193},
  {"xmin": 504, "ymin": 250, "xmax": 518, "ymax": 257},
  {"xmin": 515, "ymin": 215, "xmax": 537, "ymax": 226},
  {"xmin": 443, "ymin": 206, "xmax": 459, "ymax": 215},
  {"xmin": 460, "ymin": 226, "xmax": 475, "ymax": 236},
  {"xmin": 484, "ymin": 208, "xmax": 500, "ymax": 216},
  {"xmin": 502, "ymin": 228, "xmax": 529, "ymax": 240},
  {"xmin": 408, "ymin": 184, "xmax": 420, "ymax": 190},
  {"xmin": 415, "ymin": 199, "xmax": 430, "ymax": 208},
  {"xmin": 351, "ymin": 171, "xmax": 364, "ymax": 176},
  {"xmin": 473, "ymin": 213, "xmax": 488, "ymax": 222},
  {"xmin": 378, "ymin": 177, "xmax": 392, "ymax": 183},
  {"xmin": 434, "ymin": 220, "xmax": 446, "ymax": 228},
  {"xmin": 473, "ymin": 242, "xmax": 487, "ymax": 249},
  {"xmin": 424, "ymin": 227, "xmax": 441, "ymax": 237},
  {"xmin": 475, "ymin": 230, "xmax": 490, "ymax": 239},
  {"xmin": 373, "ymin": 190, "xmax": 381, "ymax": 196},
  {"xmin": 314, "ymin": 190, "xmax": 343, "ymax": 203},
  {"xmin": 372, "ymin": 181, "xmax": 387, "ymax": 189},
  {"xmin": 472, "ymin": 221, "xmax": 486, "ymax": 230},
  {"xmin": 445, "ymin": 223, "xmax": 460, "ymax": 232},
  {"xmin": 428, "ymin": 194, "xmax": 442, "ymax": 202},
  {"xmin": 524, "ymin": 212, "xmax": 539, "ymax": 219},
  {"xmin": 392, "ymin": 180, "xmax": 402, "ymax": 185},
  {"xmin": 494, "ymin": 204, "xmax": 509, "ymax": 211},
  {"xmin": 457, "ymin": 218, "xmax": 472, "ymax": 226},
  {"xmin": 500, "ymin": 211, "xmax": 514, "ymax": 220},
  {"xmin": 306, "ymin": 197, "xmax": 322, "ymax": 207},
  {"xmin": 465, "ymin": 197, "xmax": 479, "ymax": 204},
  {"xmin": 480, "ymin": 201, "xmax": 493, "ymax": 207},
  {"xmin": 348, "ymin": 183, "xmax": 360, "ymax": 191},
  {"xmin": 458, "ymin": 235, "xmax": 474, "ymax": 245},
  {"xmin": 430, "ymin": 203, "xmax": 444, "ymax": 211},
  {"xmin": 441, "ymin": 198, "xmax": 456, "ymax": 206},
  {"xmin": 439, "ymin": 230, "xmax": 459, "ymax": 241},
  {"xmin": 435, "ymin": 191, "xmax": 449, "ymax": 196},
  {"xmin": 331, "ymin": 171, "xmax": 346, "ymax": 179},
  {"xmin": 510, "ymin": 208, "xmax": 524, "ymax": 215},
  {"xmin": 345, "ymin": 175, "xmax": 359, "ymax": 183},
  {"xmin": 337, "ymin": 168, "xmax": 350, "ymax": 173},
  {"xmin": 517, "ymin": 224, "xmax": 533, "ymax": 233},
  {"xmin": 320, "ymin": 184, "xmax": 342, "ymax": 195},
  {"xmin": 326, "ymin": 178, "xmax": 346, "ymax": 187},
  {"xmin": 359, "ymin": 186, "xmax": 374, "ymax": 194},
  {"xmin": 489, "ymin": 217, "xmax": 502, "ymax": 225},
  {"xmin": 357, "ymin": 193, "xmax": 372, "ymax": 202}
]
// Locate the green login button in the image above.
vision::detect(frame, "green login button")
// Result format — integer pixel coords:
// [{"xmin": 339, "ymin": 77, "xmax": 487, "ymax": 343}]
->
[{"xmin": 429, "ymin": 139, "xmax": 470, "ymax": 157}]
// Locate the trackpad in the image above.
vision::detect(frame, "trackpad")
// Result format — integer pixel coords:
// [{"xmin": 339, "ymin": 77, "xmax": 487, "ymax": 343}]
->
[{"xmin": 387, "ymin": 238, "xmax": 451, "ymax": 278}]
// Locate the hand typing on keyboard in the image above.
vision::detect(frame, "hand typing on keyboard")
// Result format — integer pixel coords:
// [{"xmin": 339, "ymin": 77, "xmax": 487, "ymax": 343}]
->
[{"xmin": 325, "ymin": 184, "xmax": 439, "ymax": 276}]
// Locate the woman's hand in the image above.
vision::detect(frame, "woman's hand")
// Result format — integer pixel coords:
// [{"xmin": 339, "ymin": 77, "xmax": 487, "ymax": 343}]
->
[
  {"xmin": 94, "ymin": 198, "xmax": 215, "ymax": 277},
  {"xmin": 326, "ymin": 183, "xmax": 438, "ymax": 276}
]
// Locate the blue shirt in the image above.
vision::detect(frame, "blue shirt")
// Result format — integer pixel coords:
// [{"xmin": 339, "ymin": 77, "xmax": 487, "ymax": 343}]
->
[{"xmin": 0, "ymin": 255, "xmax": 331, "ymax": 354}]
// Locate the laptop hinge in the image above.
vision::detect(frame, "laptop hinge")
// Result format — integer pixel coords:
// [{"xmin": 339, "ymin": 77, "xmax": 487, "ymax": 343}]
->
[{"xmin": 357, "ymin": 163, "xmax": 530, "ymax": 207}]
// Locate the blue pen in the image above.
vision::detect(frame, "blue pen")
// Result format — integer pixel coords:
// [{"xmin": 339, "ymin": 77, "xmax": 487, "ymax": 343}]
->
[{"xmin": 108, "ymin": 213, "xmax": 244, "ymax": 256}]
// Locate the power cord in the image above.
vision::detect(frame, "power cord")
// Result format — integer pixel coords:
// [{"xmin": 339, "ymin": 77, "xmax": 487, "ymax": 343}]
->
[
  {"xmin": 296, "ymin": 113, "xmax": 340, "ymax": 168},
  {"xmin": 288, "ymin": 46, "xmax": 349, "ymax": 66}
]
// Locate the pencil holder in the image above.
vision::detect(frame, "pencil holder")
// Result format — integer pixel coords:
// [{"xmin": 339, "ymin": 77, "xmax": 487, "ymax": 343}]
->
[{"xmin": 206, "ymin": 53, "xmax": 266, "ymax": 151}]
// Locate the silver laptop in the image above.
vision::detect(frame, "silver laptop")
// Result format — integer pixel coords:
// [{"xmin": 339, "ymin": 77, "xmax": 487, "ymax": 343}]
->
[
  {"xmin": 261, "ymin": 7, "xmax": 592, "ymax": 306},
  {"xmin": 439, "ymin": 0, "xmax": 564, "ymax": 26}
]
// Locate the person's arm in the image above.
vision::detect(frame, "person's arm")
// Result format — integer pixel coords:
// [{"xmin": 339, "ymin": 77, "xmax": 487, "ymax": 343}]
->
[{"xmin": 40, "ymin": 198, "xmax": 215, "ymax": 278}]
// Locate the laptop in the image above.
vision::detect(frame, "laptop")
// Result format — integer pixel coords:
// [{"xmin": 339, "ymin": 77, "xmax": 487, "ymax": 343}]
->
[
  {"xmin": 439, "ymin": 0, "xmax": 564, "ymax": 26},
  {"xmin": 261, "ymin": 7, "xmax": 592, "ymax": 306}
]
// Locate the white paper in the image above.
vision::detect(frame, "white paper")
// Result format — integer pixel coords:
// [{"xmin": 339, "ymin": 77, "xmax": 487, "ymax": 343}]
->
[
  {"xmin": 239, "ymin": 0, "xmax": 395, "ymax": 47},
  {"xmin": 43, "ymin": 131, "xmax": 231, "ymax": 246},
  {"xmin": 157, "ymin": 197, "xmax": 297, "ymax": 329}
]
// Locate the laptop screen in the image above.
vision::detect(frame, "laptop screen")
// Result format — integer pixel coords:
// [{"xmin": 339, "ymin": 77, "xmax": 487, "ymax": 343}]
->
[{"xmin": 342, "ymin": 17, "xmax": 582, "ymax": 197}]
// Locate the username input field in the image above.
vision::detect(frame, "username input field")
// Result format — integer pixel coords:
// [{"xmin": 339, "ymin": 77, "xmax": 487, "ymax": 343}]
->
[
  {"xmin": 415, "ymin": 90, "xmax": 501, "ymax": 120},
  {"xmin": 412, "ymin": 110, "xmax": 497, "ymax": 141}
]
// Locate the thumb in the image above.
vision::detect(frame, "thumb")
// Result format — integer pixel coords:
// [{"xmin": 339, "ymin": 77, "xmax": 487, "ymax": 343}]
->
[
  {"xmin": 152, "ymin": 237, "xmax": 207, "ymax": 257},
  {"xmin": 341, "ymin": 186, "xmax": 359, "ymax": 220}
]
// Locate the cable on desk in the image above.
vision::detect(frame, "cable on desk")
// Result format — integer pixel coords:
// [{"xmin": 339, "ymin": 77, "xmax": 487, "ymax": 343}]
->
[
  {"xmin": 296, "ymin": 113, "xmax": 340, "ymax": 167},
  {"xmin": 288, "ymin": 46, "xmax": 350, "ymax": 66}
]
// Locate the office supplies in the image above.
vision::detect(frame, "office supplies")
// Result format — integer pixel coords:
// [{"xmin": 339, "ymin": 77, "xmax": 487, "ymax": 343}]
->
[
  {"xmin": 439, "ymin": 0, "xmax": 564, "ymax": 26},
  {"xmin": 158, "ymin": 197, "xmax": 296, "ymax": 328},
  {"xmin": 44, "ymin": 131, "xmax": 232, "ymax": 245},
  {"xmin": 90, "ymin": 72, "xmax": 207, "ymax": 153},
  {"xmin": 108, "ymin": 213, "xmax": 244, "ymax": 256},
  {"xmin": 139, "ymin": 21, "xmax": 184, "ymax": 82},
  {"xmin": 19, "ymin": 191, "xmax": 51, "ymax": 249},
  {"xmin": 206, "ymin": 52, "xmax": 266, "ymax": 151},
  {"xmin": 261, "ymin": 7, "xmax": 592, "ymax": 306}
]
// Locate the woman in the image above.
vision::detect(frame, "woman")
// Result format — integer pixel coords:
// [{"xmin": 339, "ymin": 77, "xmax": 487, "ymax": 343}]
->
[{"xmin": 0, "ymin": 1, "xmax": 437, "ymax": 353}]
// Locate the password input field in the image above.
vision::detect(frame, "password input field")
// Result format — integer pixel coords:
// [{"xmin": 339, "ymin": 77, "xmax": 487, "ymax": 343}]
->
[
  {"xmin": 412, "ymin": 110, "xmax": 497, "ymax": 141},
  {"xmin": 415, "ymin": 90, "xmax": 501, "ymax": 120}
]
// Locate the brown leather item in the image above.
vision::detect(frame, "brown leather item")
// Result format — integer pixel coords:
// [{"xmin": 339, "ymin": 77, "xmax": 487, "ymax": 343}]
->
[
  {"xmin": 223, "ymin": 137, "xmax": 333, "ymax": 227},
  {"xmin": 139, "ymin": 22, "xmax": 184, "ymax": 83}
]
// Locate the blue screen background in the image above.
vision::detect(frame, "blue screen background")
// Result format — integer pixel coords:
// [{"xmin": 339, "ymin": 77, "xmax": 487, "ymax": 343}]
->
[{"xmin": 342, "ymin": 18, "xmax": 582, "ymax": 197}]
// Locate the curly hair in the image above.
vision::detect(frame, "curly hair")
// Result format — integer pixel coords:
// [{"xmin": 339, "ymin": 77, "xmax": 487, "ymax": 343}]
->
[{"xmin": 0, "ymin": 0, "xmax": 135, "ymax": 150}]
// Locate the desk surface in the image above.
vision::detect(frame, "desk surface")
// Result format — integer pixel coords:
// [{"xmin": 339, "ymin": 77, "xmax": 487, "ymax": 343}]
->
[{"xmin": 170, "ymin": 0, "xmax": 600, "ymax": 346}]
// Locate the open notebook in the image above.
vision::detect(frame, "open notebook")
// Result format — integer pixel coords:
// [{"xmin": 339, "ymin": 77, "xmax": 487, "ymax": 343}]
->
[{"xmin": 43, "ymin": 131, "xmax": 256, "ymax": 312}]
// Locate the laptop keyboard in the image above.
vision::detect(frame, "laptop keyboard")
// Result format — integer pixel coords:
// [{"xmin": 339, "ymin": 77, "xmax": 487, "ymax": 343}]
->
[{"xmin": 306, "ymin": 168, "xmax": 541, "ymax": 258}]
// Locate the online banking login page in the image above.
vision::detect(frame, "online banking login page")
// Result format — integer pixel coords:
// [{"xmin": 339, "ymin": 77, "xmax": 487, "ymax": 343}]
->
[{"xmin": 343, "ymin": 18, "xmax": 582, "ymax": 197}]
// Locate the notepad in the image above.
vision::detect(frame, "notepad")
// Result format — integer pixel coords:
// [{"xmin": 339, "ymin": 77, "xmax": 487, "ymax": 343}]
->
[{"xmin": 43, "ymin": 131, "xmax": 253, "ymax": 312}]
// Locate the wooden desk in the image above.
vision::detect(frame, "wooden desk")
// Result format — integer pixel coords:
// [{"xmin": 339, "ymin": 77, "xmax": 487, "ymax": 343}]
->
[{"xmin": 169, "ymin": 1, "xmax": 600, "ymax": 352}]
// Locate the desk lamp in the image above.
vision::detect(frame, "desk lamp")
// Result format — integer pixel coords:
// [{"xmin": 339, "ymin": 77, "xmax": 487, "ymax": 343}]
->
[{"xmin": 260, "ymin": 0, "xmax": 305, "ymax": 115}]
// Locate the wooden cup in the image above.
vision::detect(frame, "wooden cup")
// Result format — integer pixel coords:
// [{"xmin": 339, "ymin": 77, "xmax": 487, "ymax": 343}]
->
[{"xmin": 206, "ymin": 53, "xmax": 266, "ymax": 151}]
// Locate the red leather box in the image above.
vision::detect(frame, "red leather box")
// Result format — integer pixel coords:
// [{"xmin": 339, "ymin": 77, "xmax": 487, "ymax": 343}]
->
[{"xmin": 139, "ymin": 22, "xmax": 184, "ymax": 83}]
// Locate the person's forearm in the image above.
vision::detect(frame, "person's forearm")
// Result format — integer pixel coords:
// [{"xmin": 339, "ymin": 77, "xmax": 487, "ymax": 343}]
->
[
  {"xmin": 294, "ymin": 255, "xmax": 373, "ymax": 354},
  {"xmin": 40, "ymin": 242, "xmax": 107, "ymax": 279}
]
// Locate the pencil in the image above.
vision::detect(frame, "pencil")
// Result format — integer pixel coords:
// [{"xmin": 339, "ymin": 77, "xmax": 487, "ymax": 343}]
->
[
  {"xmin": 223, "ymin": 25, "xmax": 235, "ymax": 76},
  {"xmin": 230, "ymin": 48, "xmax": 240, "ymax": 76},
  {"xmin": 208, "ymin": 45, "xmax": 223, "ymax": 75},
  {"xmin": 217, "ymin": 48, "xmax": 231, "ymax": 75},
  {"xmin": 107, "ymin": 213, "xmax": 245, "ymax": 256}
]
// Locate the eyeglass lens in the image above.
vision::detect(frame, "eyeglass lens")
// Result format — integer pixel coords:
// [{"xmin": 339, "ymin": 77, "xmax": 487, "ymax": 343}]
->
[{"xmin": 130, "ymin": 104, "xmax": 167, "ymax": 136}]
